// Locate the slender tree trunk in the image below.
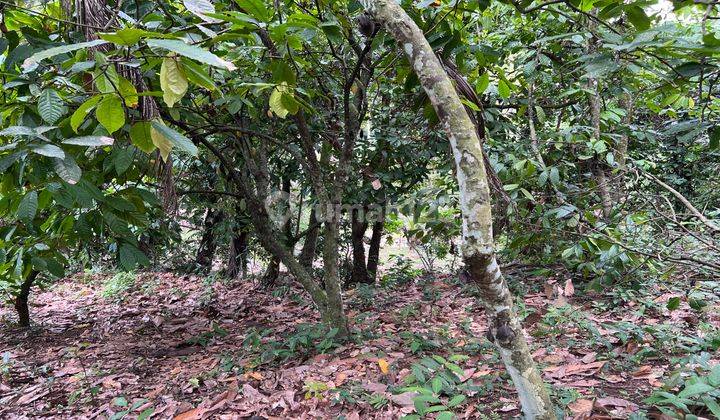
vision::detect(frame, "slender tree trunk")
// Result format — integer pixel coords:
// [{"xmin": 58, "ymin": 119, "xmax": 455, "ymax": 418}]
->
[
  {"xmin": 196, "ymin": 208, "xmax": 224, "ymax": 271},
  {"xmin": 228, "ymin": 230, "xmax": 249, "ymax": 278},
  {"xmin": 361, "ymin": 1, "xmax": 554, "ymax": 417},
  {"xmin": 15, "ymin": 271, "xmax": 38, "ymax": 328},
  {"xmin": 587, "ymin": 17, "xmax": 612, "ymax": 220},
  {"xmin": 349, "ymin": 207, "xmax": 370, "ymax": 285},
  {"xmin": 299, "ymin": 207, "xmax": 320, "ymax": 269},
  {"xmin": 366, "ymin": 218, "xmax": 384, "ymax": 283}
]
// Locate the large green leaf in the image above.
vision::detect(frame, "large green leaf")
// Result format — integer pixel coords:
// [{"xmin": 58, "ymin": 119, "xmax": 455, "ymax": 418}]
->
[
  {"xmin": 71, "ymin": 95, "xmax": 102, "ymax": 132},
  {"xmin": 31, "ymin": 143, "xmax": 65, "ymax": 159},
  {"xmin": 17, "ymin": 191, "xmax": 38, "ymax": 221},
  {"xmin": 130, "ymin": 122, "xmax": 156, "ymax": 153},
  {"xmin": 98, "ymin": 28, "xmax": 152, "ymax": 46},
  {"xmin": 118, "ymin": 243, "xmax": 150, "ymax": 271},
  {"xmin": 181, "ymin": 58, "xmax": 217, "ymax": 90},
  {"xmin": 38, "ymin": 89, "xmax": 65, "ymax": 124},
  {"xmin": 235, "ymin": 0, "xmax": 270, "ymax": 21},
  {"xmin": 0, "ymin": 126, "xmax": 40, "ymax": 137},
  {"xmin": 146, "ymin": 39, "xmax": 236, "ymax": 70},
  {"xmin": 23, "ymin": 40, "xmax": 109, "ymax": 69},
  {"xmin": 625, "ymin": 6, "xmax": 651, "ymax": 31},
  {"xmin": 96, "ymin": 95, "xmax": 125, "ymax": 134},
  {"xmin": 150, "ymin": 120, "xmax": 198, "ymax": 156},
  {"xmin": 183, "ymin": 0, "xmax": 220, "ymax": 23},
  {"xmin": 62, "ymin": 136, "xmax": 114, "ymax": 146},
  {"xmin": 54, "ymin": 155, "xmax": 82, "ymax": 184}
]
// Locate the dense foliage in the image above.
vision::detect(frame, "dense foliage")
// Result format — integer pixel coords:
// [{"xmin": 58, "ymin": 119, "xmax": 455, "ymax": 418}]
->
[{"xmin": 1, "ymin": 0, "xmax": 719, "ymax": 416}]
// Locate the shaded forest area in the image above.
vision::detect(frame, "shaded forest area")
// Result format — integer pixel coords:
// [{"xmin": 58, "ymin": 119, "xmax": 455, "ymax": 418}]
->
[{"xmin": 1, "ymin": 0, "xmax": 719, "ymax": 418}]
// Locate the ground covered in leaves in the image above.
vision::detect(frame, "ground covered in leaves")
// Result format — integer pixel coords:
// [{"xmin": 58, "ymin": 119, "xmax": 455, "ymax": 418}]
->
[{"xmin": 1, "ymin": 269, "xmax": 719, "ymax": 419}]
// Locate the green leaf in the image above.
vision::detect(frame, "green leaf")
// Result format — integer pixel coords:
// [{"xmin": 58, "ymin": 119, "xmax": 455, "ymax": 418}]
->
[
  {"xmin": 32, "ymin": 143, "xmax": 65, "ymax": 159},
  {"xmin": 234, "ymin": 0, "xmax": 270, "ymax": 21},
  {"xmin": 271, "ymin": 60, "xmax": 296, "ymax": 86},
  {"xmin": 437, "ymin": 412, "xmax": 454, "ymax": 420},
  {"xmin": 150, "ymin": 120, "xmax": 198, "ymax": 156},
  {"xmin": 666, "ymin": 297, "xmax": 680, "ymax": 311},
  {"xmin": 118, "ymin": 77, "xmax": 139, "ymax": 108},
  {"xmin": 702, "ymin": 396, "xmax": 720, "ymax": 419},
  {"xmin": 138, "ymin": 408, "xmax": 154, "ymax": 420},
  {"xmin": 98, "ymin": 28, "xmax": 150, "ymax": 46},
  {"xmin": 146, "ymin": 39, "xmax": 236, "ymax": 70},
  {"xmin": 181, "ymin": 58, "xmax": 217, "ymax": 90},
  {"xmin": 678, "ymin": 382, "xmax": 714, "ymax": 398},
  {"xmin": 17, "ymin": 191, "xmax": 38, "ymax": 221},
  {"xmin": 160, "ymin": 57, "xmax": 189, "ymax": 107},
  {"xmin": 38, "ymin": 89, "xmax": 65, "ymax": 124},
  {"xmin": 476, "ymin": 72, "xmax": 490, "ymax": 94},
  {"xmin": 625, "ymin": 6, "xmax": 651, "ymax": 31},
  {"xmin": 62, "ymin": 136, "xmax": 114, "ymax": 146},
  {"xmin": 22, "ymin": 40, "xmax": 109, "ymax": 69},
  {"xmin": 54, "ymin": 154, "xmax": 81, "ymax": 184},
  {"xmin": 96, "ymin": 95, "xmax": 125, "ymax": 134},
  {"xmin": 447, "ymin": 395, "xmax": 465, "ymax": 408},
  {"xmin": 0, "ymin": 126, "xmax": 39, "ymax": 137},
  {"xmin": 130, "ymin": 122, "xmax": 156, "ymax": 153},
  {"xmin": 114, "ymin": 148, "xmax": 133, "ymax": 175},
  {"xmin": 498, "ymin": 79, "xmax": 511, "ymax": 99},
  {"xmin": 431, "ymin": 377, "xmax": 443, "ymax": 393},
  {"xmin": 183, "ymin": 0, "xmax": 220, "ymax": 22},
  {"xmin": 119, "ymin": 243, "xmax": 150, "ymax": 271},
  {"xmin": 71, "ymin": 95, "xmax": 102, "ymax": 132}
]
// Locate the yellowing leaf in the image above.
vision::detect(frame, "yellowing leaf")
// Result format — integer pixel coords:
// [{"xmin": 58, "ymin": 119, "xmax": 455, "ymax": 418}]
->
[
  {"xmin": 378, "ymin": 358, "xmax": 389, "ymax": 374},
  {"xmin": 151, "ymin": 122, "xmax": 173, "ymax": 161},
  {"xmin": 269, "ymin": 83, "xmax": 289, "ymax": 118},
  {"xmin": 160, "ymin": 56, "xmax": 188, "ymax": 107}
]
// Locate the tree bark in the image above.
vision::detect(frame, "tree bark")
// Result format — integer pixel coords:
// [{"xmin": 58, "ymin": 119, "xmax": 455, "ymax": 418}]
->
[
  {"xmin": 349, "ymin": 207, "xmax": 370, "ymax": 285},
  {"xmin": 228, "ymin": 230, "xmax": 249, "ymax": 278},
  {"xmin": 196, "ymin": 208, "xmax": 224, "ymax": 271},
  {"xmin": 299, "ymin": 207, "xmax": 320, "ymax": 269},
  {"xmin": 360, "ymin": 1, "xmax": 554, "ymax": 417},
  {"xmin": 366, "ymin": 218, "xmax": 384, "ymax": 283},
  {"xmin": 15, "ymin": 271, "xmax": 38, "ymax": 328}
]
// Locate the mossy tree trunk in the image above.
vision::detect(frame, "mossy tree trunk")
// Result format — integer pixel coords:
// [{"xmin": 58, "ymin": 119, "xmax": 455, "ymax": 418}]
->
[{"xmin": 360, "ymin": 1, "xmax": 555, "ymax": 417}]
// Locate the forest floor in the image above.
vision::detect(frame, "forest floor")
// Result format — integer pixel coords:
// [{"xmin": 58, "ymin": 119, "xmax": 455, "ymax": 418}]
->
[{"xmin": 0, "ymin": 268, "xmax": 719, "ymax": 419}]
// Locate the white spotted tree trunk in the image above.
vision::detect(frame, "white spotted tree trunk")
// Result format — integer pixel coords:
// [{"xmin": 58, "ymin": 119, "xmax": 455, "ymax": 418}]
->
[{"xmin": 359, "ymin": 1, "xmax": 555, "ymax": 418}]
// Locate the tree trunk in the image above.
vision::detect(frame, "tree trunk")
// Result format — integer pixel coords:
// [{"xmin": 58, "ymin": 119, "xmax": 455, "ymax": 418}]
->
[
  {"xmin": 228, "ymin": 230, "xmax": 249, "ymax": 278},
  {"xmin": 349, "ymin": 207, "xmax": 370, "ymax": 285},
  {"xmin": 196, "ymin": 208, "xmax": 224, "ymax": 271},
  {"xmin": 15, "ymin": 271, "xmax": 38, "ymax": 328},
  {"xmin": 366, "ymin": 218, "xmax": 384, "ymax": 283},
  {"xmin": 587, "ymin": 16, "xmax": 612, "ymax": 220},
  {"xmin": 299, "ymin": 207, "xmax": 320, "ymax": 269},
  {"xmin": 360, "ymin": 1, "xmax": 554, "ymax": 417}
]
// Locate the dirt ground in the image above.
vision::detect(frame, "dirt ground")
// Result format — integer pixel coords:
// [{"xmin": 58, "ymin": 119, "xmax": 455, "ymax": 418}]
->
[{"xmin": 1, "ymin": 269, "xmax": 718, "ymax": 419}]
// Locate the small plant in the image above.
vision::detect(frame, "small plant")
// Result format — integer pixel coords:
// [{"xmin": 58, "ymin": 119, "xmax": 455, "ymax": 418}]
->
[
  {"xmin": 645, "ymin": 363, "xmax": 720, "ymax": 418},
  {"xmin": 186, "ymin": 322, "xmax": 229, "ymax": 347},
  {"xmin": 101, "ymin": 272, "xmax": 137, "ymax": 301},
  {"xmin": 381, "ymin": 255, "xmax": 422, "ymax": 288},
  {"xmin": 303, "ymin": 379, "xmax": 330, "ymax": 399},
  {"xmin": 368, "ymin": 393, "xmax": 389, "ymax": 409},
  {"xmin": 109, "ymin": 396, "xmax": 154, "ymax": 420},
  {"xmin": 353, "ymin": 283, "xmax": 377, "ymax": 309},
  {"xmin": 396, "ymin": 354, "xmax": 473, "ymax": 419}
]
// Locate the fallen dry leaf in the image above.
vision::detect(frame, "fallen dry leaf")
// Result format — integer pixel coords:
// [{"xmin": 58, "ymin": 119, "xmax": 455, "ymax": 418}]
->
[{"xmin": 568, "ymin": 398, "xmax": 594, "ymax": 417}]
